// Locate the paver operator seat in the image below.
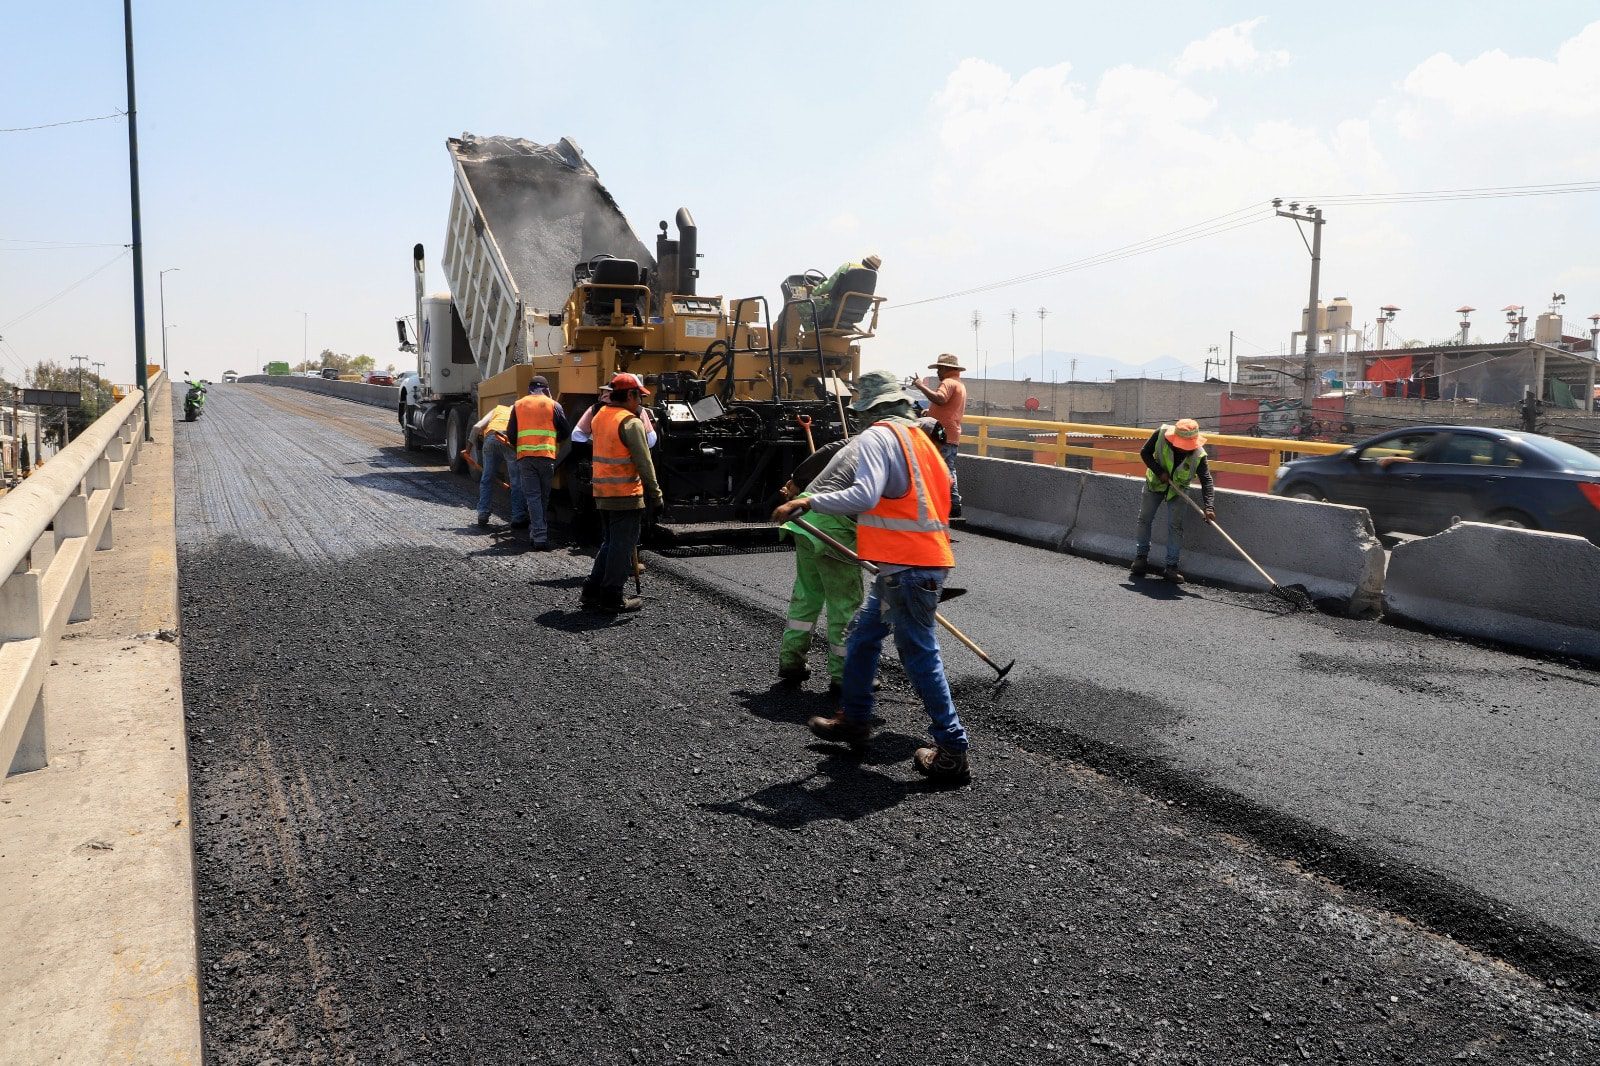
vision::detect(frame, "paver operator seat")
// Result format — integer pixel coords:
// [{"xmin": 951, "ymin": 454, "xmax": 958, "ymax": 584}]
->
[
  {"xmin": 576, "ymin": 254, "xmax": 647, "ymax": 323},
  {"xmin": 816, "ymin": 265, "xmax": 878, "ymax": 332}
]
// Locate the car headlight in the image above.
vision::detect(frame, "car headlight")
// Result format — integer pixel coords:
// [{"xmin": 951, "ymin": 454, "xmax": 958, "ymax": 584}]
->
[{"xmin": 1274, "ymin": 465, "xmax": 1290, "ymax": 482}]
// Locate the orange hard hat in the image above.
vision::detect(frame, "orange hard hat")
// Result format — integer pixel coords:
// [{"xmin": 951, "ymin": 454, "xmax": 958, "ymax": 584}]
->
[{"xmin": 1165, "ymin": 418, "xmax": 1207, "ymax": 451}]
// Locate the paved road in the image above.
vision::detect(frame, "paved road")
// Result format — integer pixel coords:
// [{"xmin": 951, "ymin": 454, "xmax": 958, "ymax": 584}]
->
[
  {"xmin": 676, "ymin": 528, "xmax": 1600, "ymax": 963},
  {"xmin": 173, "ymin": 385, "xmax": 1600, "ymax": 1063}
]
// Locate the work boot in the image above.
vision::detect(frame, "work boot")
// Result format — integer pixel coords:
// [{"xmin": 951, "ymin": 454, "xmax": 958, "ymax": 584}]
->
[
  {"xmin": 528, "ymin": 540, "xmax": 552, "ymax": 552},
  {"xmin": 807, "ymin": 712, "xmax": 872, "ymax": 749},
  {"xmin": 580, "ymin": 582, "xmax": 604, "ymax": 609},
  {"xmin": 1161, "ymin": 565, "xmax": 1186, "ymax": 584},
  {"xmin": 913, "ymin": 745, "xmax": 971, "ymax": 785},
  {"xmin": 1130, "ymin": 555, "xmax": 1149, "ymax": 578},
  {"xmin": 510, "ymin": 518, "xmax": 530, "ymax": 530},
  {"xmin": 591, "ymin": 590, "xmax": 642, "ymax": 614},
  {"xmin": 475, "ymin": 514, "xmax": 490, "ymax": 528},
  {"xmin": 778, "ymin": 665, "xmax": 811, "ymax": 686}
]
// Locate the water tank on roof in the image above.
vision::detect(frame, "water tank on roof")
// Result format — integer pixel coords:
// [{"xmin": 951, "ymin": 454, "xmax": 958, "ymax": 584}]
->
[
  {"xmin": 1326, "ymin": 297, "xmax": 1353, "ymax": 332},
  {"xmin": 1535, "ymin": 312, "xmax": 1563, "ymax": 343},
  {"xmin": 1300, "ymin": 301, "xmax": 1328, "ymax": 333}
]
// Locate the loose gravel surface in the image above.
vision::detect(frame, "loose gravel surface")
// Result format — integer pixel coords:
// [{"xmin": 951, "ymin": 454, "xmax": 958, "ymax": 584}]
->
[{"xmin": 176, "ymin": 387, "xmax": 1600, "ymax": 1063}]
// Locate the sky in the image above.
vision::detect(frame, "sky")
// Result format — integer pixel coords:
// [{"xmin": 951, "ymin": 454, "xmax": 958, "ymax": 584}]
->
[{"xmin": 3, "ymin": 1, "xmax": 1599, "ymax": 387}]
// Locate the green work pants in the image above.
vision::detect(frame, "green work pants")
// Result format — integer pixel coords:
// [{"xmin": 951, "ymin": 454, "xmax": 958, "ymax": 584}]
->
[{"xmin": 780, "ymin": 536, "xmax": 864, "ymax": 682}]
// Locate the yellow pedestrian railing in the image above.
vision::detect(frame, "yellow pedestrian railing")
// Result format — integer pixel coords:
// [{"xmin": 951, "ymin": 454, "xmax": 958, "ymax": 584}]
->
[{"xmin": 960, "ymin": 415, "xmax": 1351, "ymax": 491}]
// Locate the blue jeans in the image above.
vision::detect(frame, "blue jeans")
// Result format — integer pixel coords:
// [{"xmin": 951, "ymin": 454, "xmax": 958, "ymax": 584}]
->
[
  {"xmin": 1134, "ymin": 488, "xmax": 1186, "ymax": 566},
  {"xmin": 841, "ymin": 567, "xmax": 969, "ymax": 753},
  {"xmin": 517, "ymin": 457, "xmax": 556, "ymax": 544},
  {"xmin": 939, "ymin": 442, "xmax": 961, "ymax": 512},
  {"xmin": 477, "ymin": 437, "xmax": 526, "ymax": 523}
]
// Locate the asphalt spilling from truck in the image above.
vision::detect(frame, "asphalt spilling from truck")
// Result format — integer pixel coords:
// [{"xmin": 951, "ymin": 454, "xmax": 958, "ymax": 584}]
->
[{"xmin": 174, "ymin": 385, "xmax": 1600, "ymax": 1063}]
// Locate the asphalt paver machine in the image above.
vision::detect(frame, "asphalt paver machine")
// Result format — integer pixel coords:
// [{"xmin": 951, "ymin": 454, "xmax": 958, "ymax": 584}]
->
[{"xmin": 400, "ymin": 134, "xmax": 884, "ymax": 532}]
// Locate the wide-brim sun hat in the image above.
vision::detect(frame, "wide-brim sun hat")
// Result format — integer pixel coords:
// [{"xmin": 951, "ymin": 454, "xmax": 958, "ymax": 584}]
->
[
  {"xmin": 848, "ymin": 369, "xmax": 918, "ymax": 412},
  {"xmin": 928, "ymin": 353, "xmax": 966, "ymax": 372},
  {"xmin": 608, "ymin": 371, "xmax": 651, "ymax": 397},
  {"xmin": 1165, "ymin": 418, "xmax": 1207, "ymax": 451}
]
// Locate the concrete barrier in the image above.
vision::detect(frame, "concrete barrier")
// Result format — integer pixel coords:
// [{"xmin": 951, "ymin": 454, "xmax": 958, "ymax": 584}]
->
[
  {"xmin": 956, "ymin": 455, "xmax": 1084, "ymax": 548},
  {"xmin": 1065, "ymin": 472, "xmax": 1387, "ymax": 614},
  {"xmin": 237, "ymin": 374, "xmax": 399, "ymax": 410},
  {"xmin": 1385, "ymin": 522, "xmax": 1600, "ymax": 660}
]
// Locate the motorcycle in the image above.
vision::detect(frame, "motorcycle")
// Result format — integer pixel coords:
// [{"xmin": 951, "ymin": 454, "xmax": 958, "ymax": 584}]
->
[{"xmin": 183, "ymin": 374, "xmax": 208, "ymax": 422}]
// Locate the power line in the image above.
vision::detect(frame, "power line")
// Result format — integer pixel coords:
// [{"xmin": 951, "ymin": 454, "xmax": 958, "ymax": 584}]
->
[
  {"xmin": 895, "ymin": 203, "xmax": 1273, "ymax": 309},
  {"xmin": 0, "ymin": 249, "xmax": 130, "ymax": 331},
  {"xmin": 1, "ymin": 238, "xmax": 126, "ymax": 246},
  {"xmin": 0, "ymin": 110, "xmax": 125, "ymax": 133}
]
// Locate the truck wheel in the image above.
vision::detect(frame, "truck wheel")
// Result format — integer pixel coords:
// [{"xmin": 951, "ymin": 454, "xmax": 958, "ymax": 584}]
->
[
  {"xmin": 402, "ymin": 410, "xmax": 424, "ymax": 452},
  {"xmin": 446, "ymin": 408, "xmax": 469, "ymax": 476}
]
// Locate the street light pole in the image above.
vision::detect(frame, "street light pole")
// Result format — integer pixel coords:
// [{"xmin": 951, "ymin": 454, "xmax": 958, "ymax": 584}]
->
[
  {"xmin": 1273, "ymin": 199, "xmax": 1325, "ymax": 432},
  {"xmin": 302, "ymin": 311, "xmax": 309, "ymax": 368},
  {"xmin": 159, "ymin": 267, "xmax": 179, "ymax": 372}
]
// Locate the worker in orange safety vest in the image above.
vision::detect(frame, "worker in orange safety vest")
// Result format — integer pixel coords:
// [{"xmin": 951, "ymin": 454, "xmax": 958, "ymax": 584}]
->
[{"xmin": 772, "ymin": 369, "xmax": 971, "ymax": 785}]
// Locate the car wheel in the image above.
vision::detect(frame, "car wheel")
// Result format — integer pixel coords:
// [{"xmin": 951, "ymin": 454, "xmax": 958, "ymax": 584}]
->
[
  {"xmin": 1486, "ymin": 510, "xmax": 1537, "ymax": 530},
  {"xmin": 1281, "ymin": 482, "xmax": 1324, "ymax": 502},
  {"xmin": 446, "ymin": 408, "xmax": 469, "ymax": 476}
]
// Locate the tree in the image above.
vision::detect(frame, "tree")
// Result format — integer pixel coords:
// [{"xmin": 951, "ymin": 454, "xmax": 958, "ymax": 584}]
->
[{"xmin": 26, "ymin": 359, "xmax": 114, "ymax": 446}]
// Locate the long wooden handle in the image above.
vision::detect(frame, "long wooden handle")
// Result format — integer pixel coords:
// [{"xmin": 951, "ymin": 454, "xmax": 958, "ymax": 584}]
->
[{"xmin": 1172, "ymin": 490, "xmax": 1279, "ymax": 588}]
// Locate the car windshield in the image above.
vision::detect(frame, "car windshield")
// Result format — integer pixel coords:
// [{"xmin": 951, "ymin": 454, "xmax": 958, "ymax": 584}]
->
[{"xmin": 1523, "ymin": 434, "xmax": 1600, "ymax": 472}]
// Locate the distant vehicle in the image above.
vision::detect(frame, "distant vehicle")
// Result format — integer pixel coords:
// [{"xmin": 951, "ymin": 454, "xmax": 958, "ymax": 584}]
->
[
  {"xmin": 364, "ymin": 370, "xmax": 396, "ymax": 386},
  {"xmin": 1274, "ymin": 426, "xmax": 1600, "ymax": 544},
  {"xmin": 183, "ymin": 374, "xmax": 208, "ymax": 422},
  {"xmin": 320, "ymin": 367, "xmax": 339, "ymax": 380},
  {"xmin": 301, "ymin": 370, "xmax": 321, "ymax": 378},
  {"xmin": 222, "ymin": 371, "xmax": 239, "ymax": 383}
]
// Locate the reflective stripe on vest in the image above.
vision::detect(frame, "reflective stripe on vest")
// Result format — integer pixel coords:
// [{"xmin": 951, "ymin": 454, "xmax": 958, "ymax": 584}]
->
[
  {"xmin": 856, "ymin": 422, "xmax": 955, "ymax": 569},
  {"xmin": 591, "ymin": 405, "xmax": 642, "ymax": 498},
  {"xmin": 513, "ymin": 394, "xmax": 559, "ymax": 458},
  {"xmin": 1145, "ymin": 427, "xmax": 1204, "ymax": 499},
  {"xmin": 485, "ymin": 405, "xmax": 512, "ymax": 445}
]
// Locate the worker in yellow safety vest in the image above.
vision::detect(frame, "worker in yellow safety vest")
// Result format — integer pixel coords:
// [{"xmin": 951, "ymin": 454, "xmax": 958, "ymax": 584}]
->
[
  {"xmin": 582, "ymin": 372, "xmax": 663, "ymax": 613},
  {"xmin": 1131, "ymin": 418, "xmax": 1216, "ymax": 584},
  {"xmin": 470, "ymin": 402, "xmax": 527, "ymax": 529},
  {"xmin": 772, "ymin": 369, "xmax": 971, "ymax": 785},
  {"xmin": 505, "ymin": 375, "xmax": 569, "ymax": 551}
]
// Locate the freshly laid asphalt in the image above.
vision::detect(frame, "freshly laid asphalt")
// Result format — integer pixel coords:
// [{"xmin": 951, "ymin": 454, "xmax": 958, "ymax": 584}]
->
[
  {"xmin": 674, "ymin": 531, "xmax": 1600, "ymax": 961},
  {"xmin": 174, "ymin": 384, "xmax": 1600, "ymax": 1063}
]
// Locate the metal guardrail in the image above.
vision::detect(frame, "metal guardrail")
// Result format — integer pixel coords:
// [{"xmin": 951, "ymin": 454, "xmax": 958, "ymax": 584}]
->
[
  {"xmin": 961, "ymin": 415, "xmax": 1351, "ymax": 490},
  {"xmin": 0, "ymin": 372, "xmax": 159, "ymax": 778}
]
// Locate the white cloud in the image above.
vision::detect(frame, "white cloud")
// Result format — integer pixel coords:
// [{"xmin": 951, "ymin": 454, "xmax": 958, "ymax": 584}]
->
[
  {"xmin": 1173, "ymin": 18, "xmax": 1290, "ymax": 75},
  {"xmin": 1401, "ymin": 20, "xmax": 1600, "ymax": 123}
]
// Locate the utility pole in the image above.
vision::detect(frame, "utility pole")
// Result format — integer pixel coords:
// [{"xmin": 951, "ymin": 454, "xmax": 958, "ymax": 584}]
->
[
  {"xmin": 969, "ymin": 310, "xmax": 983, "ymax": 410},
  {"xmin": 70, "ymin": 354, "xmax": 89, "ymax": 391},
  {"xmin": 301, "ymin": 311, "xmax": 309, "ymax": 368},
  {"xmin": 1008, "ymin": 309, "xmax": 1017, "ymax": 379},
  {"xmin": 1038, "ymin": 307, "xmax": 1049, "ymax": 381},
  {"xmin": 124, "ymin": 0, "xmax": 151, "ymax": 440},
  {"xmin": 1273, "ymin": 199, "xmax": 1325, "ymax": 432}
]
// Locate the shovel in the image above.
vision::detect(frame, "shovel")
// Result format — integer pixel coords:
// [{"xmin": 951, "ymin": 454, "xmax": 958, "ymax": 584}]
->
[
  {"xmin": 790, "ymin": 517, "xmax": 1015, "ymax": 683},
  {"xmin": 1169, "ymin": 489, "xmax": 1313, "ymax": 611}
]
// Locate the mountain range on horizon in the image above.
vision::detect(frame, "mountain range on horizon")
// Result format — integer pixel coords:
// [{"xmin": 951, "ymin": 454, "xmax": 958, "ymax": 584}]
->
[{"xmin": 965, "ymin": 349, "xmax": 1220, "ymax": 384}]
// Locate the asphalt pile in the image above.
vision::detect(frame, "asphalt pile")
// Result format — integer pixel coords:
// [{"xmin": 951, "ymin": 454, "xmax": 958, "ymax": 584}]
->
[{"xmin": 180, "ymin": 536, "xmax": 1600, "ymax": 1064}]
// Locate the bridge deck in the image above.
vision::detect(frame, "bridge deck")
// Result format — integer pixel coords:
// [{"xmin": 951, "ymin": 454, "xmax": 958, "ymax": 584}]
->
[{"xmin": 171, "ymin": 384, "xmax": 1600, "ymax": 1062}]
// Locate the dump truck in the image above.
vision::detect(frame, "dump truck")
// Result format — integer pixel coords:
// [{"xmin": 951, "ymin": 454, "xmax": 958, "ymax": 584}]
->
[{"xmin": 398, "ymin": 134, "xmax": 883, "ymax": 528}]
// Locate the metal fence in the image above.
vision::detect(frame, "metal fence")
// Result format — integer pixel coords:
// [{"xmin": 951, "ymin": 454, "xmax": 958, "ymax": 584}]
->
[
  {"xmin": 961, "ymin": 415, "xmax": 1350, "ymax": 491},
  {"xmin": 0, "ymin": 373, "xmax": 159, "ymax": 778}
]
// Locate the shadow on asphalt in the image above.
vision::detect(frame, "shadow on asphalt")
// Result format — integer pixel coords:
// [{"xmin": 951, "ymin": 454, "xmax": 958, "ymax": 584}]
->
[
  {"xmin": 530, "ymin": 607, "xmax": 634, "ymax": 632},
  {"xmin": 1120, "ymin": 578, "xmax": 1196, "ymax": 602},
  {"xmin": 701, "ymin": 748, "xmax": 937, "ymax": 829},
  {"xmin": 529, "ymin": 575, "xmax": 589, "ymax": 590}
]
